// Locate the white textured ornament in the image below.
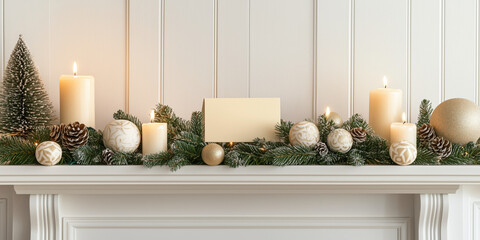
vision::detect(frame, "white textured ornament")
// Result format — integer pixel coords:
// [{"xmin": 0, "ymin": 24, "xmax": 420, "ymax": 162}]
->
[
  {"xmin": 327, "ymin": 129, "xmax": 353, "ymax": 153},
  {"xmin": 289, "ymin": 121, "xmax": 320, "ymax": 147},
  {"xmin": 103, "ymin": 120, "xmax": 141, "ymax": 153},
  {"xmin": 35, "ymin": 141, "xmax": 62, "ymax": 166},
  {"xmin": 389, "ymin": 141, "xmax": 417, "ymax": 166}
]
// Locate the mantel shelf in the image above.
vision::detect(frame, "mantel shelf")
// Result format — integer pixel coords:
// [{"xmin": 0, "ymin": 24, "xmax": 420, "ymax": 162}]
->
[{"xmin": 0, "ymin": 165, "xmax": 478, "ymax": 195}]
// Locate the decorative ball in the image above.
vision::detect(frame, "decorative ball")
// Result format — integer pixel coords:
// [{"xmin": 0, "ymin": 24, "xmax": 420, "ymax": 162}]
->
[
  {"xmin": 35, "ymin": 141, "xmax": 62, "ymax": 166},
  {"xmin": 326, "ymin": 112, "xmax": 343, "ymax": 127},
  {"xmin": 289, "ymin": 121, "xmax": 320, "ymax": 147},
  {"xmin": 327, "ymin": 129, "xmax": 353, "ymax": 153},
  {"xmin": 430, "ymin": 98, "xmax": 480, "ymax": 145},
  {"xmin": 389, "ymin": 141, "xmax": 417, "ymax": 165},
  {"xmin": 103, "ymin": 120, "xmax": 141, "ymax": 153},
  {"xmin": 201, "ymin": 143, "xmax": 225, "ymax": 166}
]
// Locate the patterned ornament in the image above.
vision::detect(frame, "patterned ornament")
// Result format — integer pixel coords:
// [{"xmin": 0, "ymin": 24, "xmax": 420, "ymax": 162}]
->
[
  {"xmin": 201, "ymin": 143, "xmax": 225, "ymax": 166},
  {"xmin": 50, "ymin": 124, "xmax": 64, "ymax": 142},
  {"xmin": 102, "ymin": 148, "xmax": 114, "ymax": 165},
  {"xmin": 62, "ymin": 122, "xmax": 89, "ymax": 150},
  {"xmin": 289, "ymin": 121, "xmax": 320, "ymax": 147},
  {"xmin": 430, "ymin": 98, "xmax": 480, "ymax": 145},
  {"xmin": 35, "ymin": 141, "xmax": 62, "ymax": 166},
  {"xmin": 430, "ymin": 136, "xmax": 452, "ymax": 159},
  {"xmin": 103, "ymin": 120, "xmax": 141, "ymax": 153},
  {"xmin": 389, "ymin": 141, "xmax": 417, "ymax": 165},
  {"xmin": 418, "ymin": 124, "xmax": 436, "ymax": 146},
  {"xmin": 314, "ymin": 141, "xmax": 329, "ymax": 156},
  {"xmin": 350, "ymin": 127, "xmax": 367, "ymax": 143},
  {"xmin": 327, "ymin": 129, "xmax": 353, "ymax": 153}
]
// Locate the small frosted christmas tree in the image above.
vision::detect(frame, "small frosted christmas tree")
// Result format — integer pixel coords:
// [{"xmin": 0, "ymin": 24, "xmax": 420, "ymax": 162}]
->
[{"xmin": 0, "ymin": 35, "xmax": 54, "ymax": 136}]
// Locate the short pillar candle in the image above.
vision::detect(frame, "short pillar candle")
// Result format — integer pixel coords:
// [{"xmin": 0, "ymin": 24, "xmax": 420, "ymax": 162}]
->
[{"xmin": 142, "ymin": 111, "xmax": 168, "ymax": 155}]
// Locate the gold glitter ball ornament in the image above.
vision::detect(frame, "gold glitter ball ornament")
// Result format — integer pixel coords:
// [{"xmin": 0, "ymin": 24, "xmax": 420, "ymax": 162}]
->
[
  {"xmin": 327, "ymin": 129, "xmax": 353, "ymax": 153},
  {"xmin": 35, "ymin": 141, "xmax": 62, "ymax": 166},
  {"xmin": 289, "ymin": 121, "xmax": 320, "ymax": 147},
  {"xmin": 430, "ymin": 98, "xmax": 480, "ymax": 145},
  {"xmin": 201, "ymin": 143, "xmax": 225, "ymax": 166},
  {"xmin": 389, "ymin": 141, "xmax": 417, "ymax": 165}
]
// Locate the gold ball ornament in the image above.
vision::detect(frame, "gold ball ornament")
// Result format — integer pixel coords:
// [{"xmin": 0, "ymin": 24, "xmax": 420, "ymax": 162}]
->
[
  {"xmin": 35, "ymin": 141, "xmax": 62, "ymax": 166},
  {"xmin": 389, "ymin": 141, "xmax": 417, "ymax": 165},
  {"xmin": 289, "ymin": 121, "xmax": 320, "ymax": 147},
  {"xmin": 103, "ymin": 120, "xmax": 141, "ymax": 153},
  {"xmin": 326, "ymin": 112, "xmax": 343, "ymax": 127},
  {"xmin": 430, "ymin": 98, "xmax": 480, "ymax": 145},
  {"xmin": 327, "ymin": 129, "xmax": 353, "ymax": 153},
  {"xmin": 201, "ymin": 143, "xmax": 225, "ymax": 166}
]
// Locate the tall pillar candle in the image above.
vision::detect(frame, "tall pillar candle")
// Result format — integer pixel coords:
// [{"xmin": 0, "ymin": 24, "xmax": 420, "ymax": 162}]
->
[
  {"xmin": 142, "ymin": 111, "xmax": 168, "ymax": 155},
  {"xmin": 60, "ymin": 62, "xmax": 95, "ymax": 127},
  {"xmin": 390, "ymin": 113, "xmax": 417, "ymax": 146},
  {"xmin": 369, "ymin": 76, "xmax": 402, "ymax": 142}
]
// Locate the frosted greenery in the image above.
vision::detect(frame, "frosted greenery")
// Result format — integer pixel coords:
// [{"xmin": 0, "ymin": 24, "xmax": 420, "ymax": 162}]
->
[{"xmin": 0, "ymin": 36, "xmax": 54, "ymax": 136}]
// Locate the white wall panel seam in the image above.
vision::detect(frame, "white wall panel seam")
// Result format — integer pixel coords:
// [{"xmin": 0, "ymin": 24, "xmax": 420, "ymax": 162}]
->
[
  {"xmin": 48, "ymin": 0, "xmax": 51, "ymax": 97},
  {"xmin": 406, "ymin": 0, "xmax": 412, "ymax": 122},
  {"xmin": 160, "ymin": 0, "xmax": 166, "ymax": 104},
  {"xmin": 0, "ymin": 0, "xmax": 4, "ymax": 79},
  {"xmin": 474, "ymin": 0, "xmax": 480, "ymax": 105},
  {"xmin": 348, "ymin": 0, "xmax": 355, "ymax": 117},
  {"xmin": 247, "ymin": 0, "xmax": 251, "ymax": 98},
  {"xmin": 213, "ymin": 0, "xmax": 218, "ymax": 98},
  {"xmin": 440, "ymin": 0, "xmax": 445, "ymax": 102},
  {"xmin": 125, "ymin": 0, "xmax": 131, "ymax": 113},
  {"xmin": 313, "ymin": 0, "xmax": 318, "ymax": 120}
]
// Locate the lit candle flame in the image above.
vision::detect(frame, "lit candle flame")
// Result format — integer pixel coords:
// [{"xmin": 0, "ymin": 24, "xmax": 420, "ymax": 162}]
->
[
  {"xmin": 402, "ymin": 112, "xmax": 406, "ymax": 123},
  {"xmin": 73, "ymin": 61, "xmax": 78, "ymax": 76},
  {"xmin": 229, "ymin": 142, "xmax": 234, "ymax": 147},
  {"xmin": 383, "ymin": 76, "xmax": 388, "ymax": 88},
  {"xmin": 150, "ymin": 110, "xmax": 155, "ymax": 123},
  {"xmin": 34, "ymin": 142, "xmax": 38, "ymax": 147},
  {"xmin": 325, "ymin": 107, "xmax": 331, "ymax": 118}
]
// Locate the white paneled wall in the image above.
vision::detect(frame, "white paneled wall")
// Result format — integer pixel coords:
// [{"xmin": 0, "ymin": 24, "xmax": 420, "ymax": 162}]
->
[{"xmin": 1, "ymin": 0, "xmax": 479, "ymax": 128}]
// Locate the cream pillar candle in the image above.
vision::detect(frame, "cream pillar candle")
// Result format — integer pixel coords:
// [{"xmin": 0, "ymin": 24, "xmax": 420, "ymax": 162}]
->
[
  {"xmin": 142, "ymin": 111, "xmax": 168, "ymax": 155},
  {"xmin": 390, "ymin": 113, "xmax": 417, "ymax": 146},
  {"xmin": 369, "ymin": 76, "xmax": 402, "ymax": 142},
  {"xmin": 60, "ymin": 62, "xmax": 95, "ymax": 127}
]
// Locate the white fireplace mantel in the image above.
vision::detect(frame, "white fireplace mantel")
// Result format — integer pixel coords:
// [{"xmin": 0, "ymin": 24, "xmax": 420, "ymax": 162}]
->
[{"xmin": 2, "ymin": 165, "xmax": 480, "ymax": 240}]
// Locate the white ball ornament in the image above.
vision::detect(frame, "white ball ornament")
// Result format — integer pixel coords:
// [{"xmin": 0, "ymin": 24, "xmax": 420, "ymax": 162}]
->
[
  {"xmin": 289, "ymin": 121, "xmax": 320, "ymax": 147},
  {"xmin": 389, "ymin": 141, "xmax": 417, "ymax": 165},
  {"xmin": 327, "ymin": 129, "xmax": 353, "ymax": 153},
  {"xmin": 103, "ymin": 120, "xmax": 141, "ymax": 153},
  {"xmin": 35, "ymin": 141, "xmax": 62, "ymax": 166}
]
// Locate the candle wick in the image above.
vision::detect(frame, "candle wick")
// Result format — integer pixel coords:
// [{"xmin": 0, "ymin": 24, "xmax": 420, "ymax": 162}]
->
[
  {"xmin": 403, "ymin": 121, "xmax": 406, "ymax": 124},
  {"xmin": 73, "ymin": 72, "xmax": 77, "ymax": 77}
]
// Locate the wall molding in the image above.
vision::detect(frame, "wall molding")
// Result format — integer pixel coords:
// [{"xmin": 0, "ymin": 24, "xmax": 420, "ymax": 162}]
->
[
  {"xmin": 213, "ymin": 0, "xmax": 218, "ymax": 98},
  {"xmin": 348, "ymin": 0, "xmax": 355, "ymax": 117},
  {"xmin": 473, "ymin": 201, "xmax": 480, "ymax": 240},
  {"xmin": 440, "ymin": 0, "xmax": 446, "ymax": 102},
  {"xmin": 417, "ymin": 193, "xmax": 449, "ymax": 240},
  {"xmin": 160, "ymin": 0, "xmax": 166, "ymax": 104},
  {"xmin": 63, "ymin": 216, "xmax": 410, "ymax": 240},
  {"xmin": 0, "ymin": 199, "xmax": 6, "ymax": 240},
  {"xmin": 30, "ymin": 194, "xmax": 60, "ymax": 240},
  {"xmin": 406, "ymin": 0, "xmax": 412, "ymax": 122},
  {"xmin": 0, "ymin": 0, "xmax": 4, "ymax": 79},
  {"xmin": 313, "ymin": 0, "xmax": 318, "ymax": 120},
  {"xmin": 125, "ymin": 0, "xmax": 131, "ymax": 113},
  {"xmin": 476, "ymin": 0, "xmax": 480, "ymax": 105}
]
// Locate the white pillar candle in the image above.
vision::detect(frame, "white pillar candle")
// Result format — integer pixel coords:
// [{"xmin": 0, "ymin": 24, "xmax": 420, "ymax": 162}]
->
[
  {"xmin": 369, "ymin": 76, "xmax": 402, "ymax": 142},
  {"xmin": 142, "ymin": 111, "xmax": 168, "ymax": 155},
  {"xmin": 390, "ymin": 113, "xmax": 417, "ymax": 146},
  {"xmin": 60, "ymin": 62, "xmax": 95, "ymax": 127}
]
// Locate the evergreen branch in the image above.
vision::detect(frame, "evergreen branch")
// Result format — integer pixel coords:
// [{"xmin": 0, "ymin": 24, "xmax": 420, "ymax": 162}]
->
[
  {"xmin": 0, "ymin": 136, "xmax": 36, "ymax": 165},
  {"xmin": 27, "ymin": 126, "xmax": 52, "ymax": 143},
  {"xmin": 188, "ymin": 111, "xmax": 204, "ymax": 139},
  {"xmin": 275, "ymin": 120, "xmax": 293, "ymax": 144},
  {"xmin": 168, "ymin": 155, "xmax": 190, "ymax": 171},
  {"xmin": 154, "ymin": 104, "xmax": 189, "ymax": 145},
  {"xmin": 347, "ymin": 149, "xmax": 366, "ymax": 166},
  {"xmin": 413, "ymin": 147, "xmax": 440, "ymax": 165},
  {"xmin": 113, "ymin": 110, "xmax": 143, "ymax": 133},
  {"xmin": 342, "ymin": 113, "xmax": 373, "ymax": 134},
  {"xmin": 266, "ymin": 145, "xmax": 317, "ymax": 166},
  {"xmin": 317, "ymin": 114, "xmax": 336, "ymax": 142},
  {"xmin": 73, "ymin": 145, "xmax": 103, "ymax": 165},
  {"xmin": 143, "ymin": 151, "xmax": 174, "ymax": 168},
  {"xmin": 417, "ymin": 99, "xmax": 433, "ymax": 127},
  {"xmin": 111, "ymin": 152, "xmax": 143, "ymax": 165}
]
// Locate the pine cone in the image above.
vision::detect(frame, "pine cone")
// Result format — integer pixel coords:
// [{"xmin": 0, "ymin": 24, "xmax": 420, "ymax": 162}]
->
[
  {"xmin": 50, "ymin": 124, "xmax": 64, "ymax": 142},
  {"xmin": 350, "ymin": 127, "xmax": 367, "ymax": 143},
  {"xmin": 314, "ymin": 141, "xmax": 329, "ymax": 156},
  {"xmin": 61, "ymin": 122, "xmax": 89, "ymax": 151},
  {"xmin": 418, "ymin": 124, "xmax": 436, "ymax": 146},
  {"xmin": 430, "ymin": 136, "xmax": 452, "ymax": 159},
  {"xmin": 102, "ymin": 148, "xmax": 114, "ymax": 165}
]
